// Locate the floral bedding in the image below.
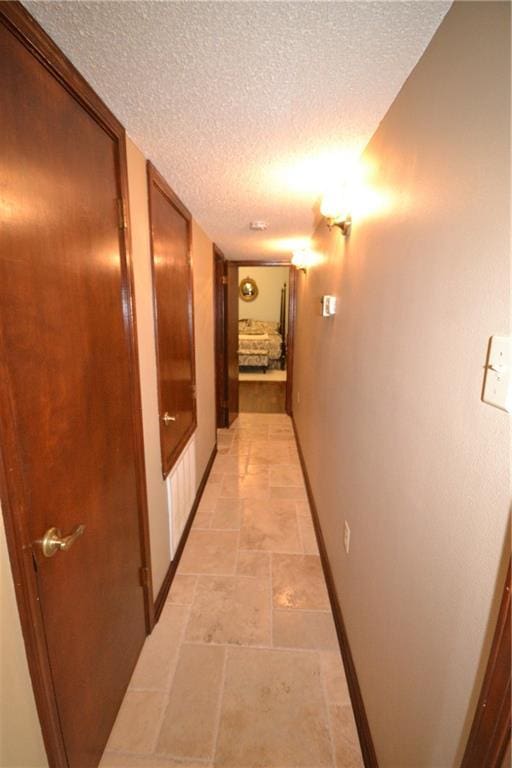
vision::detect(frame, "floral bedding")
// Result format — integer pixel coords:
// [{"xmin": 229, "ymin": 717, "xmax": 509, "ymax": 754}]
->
[{"xmin": 238, "ymin": 320, "xmax": 282, "ymax": 368}]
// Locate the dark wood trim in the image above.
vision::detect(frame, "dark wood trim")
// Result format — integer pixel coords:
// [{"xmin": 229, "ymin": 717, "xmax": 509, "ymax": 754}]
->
[
  {"xmin": 213, "ymin": 245, "xmax": 229, "ymax": 429},
  {"xmin": 226, "ymin": 261, "xmax": 240, "ymax": 426},
  {"xmin": 146, "ymin": 161, "xmax": 197, "ymax": 479},
  {"xmin": 285, "ymin": 267, "xmax": 297, "ymax": 415},
  {"xmin": 232, "ymin": 260, "xmax": 292, "ymax": 267},
  {"xmin": 120, "ymin": 139, "xmax": 155, "ymax": 636},
  {"xmin": 229, "ymin": 260, "xmax": 296, "ymax": 416},
  {"xmin": 0, "ymin": 4, "xmax": 154, "ymax": 765},
  {"xmin": 0, "ymin": 2, "xmax": 124, "ymax": 141},
  {"xmin": 146, "ymin": 162, "xmax": 192, "ymax": 223},
  {"xmin": 292, "ymin": 418, "xmax": 379, "ymax": 768},
  {"xmin": 154, "ymin": 443, "xmax": 218, "ymax": 621},
  {"xmin": 461, "ymin": 561, "xmax": 511, "ymax": 768}
]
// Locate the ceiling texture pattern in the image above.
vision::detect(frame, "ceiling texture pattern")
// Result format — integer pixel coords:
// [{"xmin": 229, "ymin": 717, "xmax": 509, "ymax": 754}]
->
[{"xmin": 25, "ymin": 1, "xmax": 450, "ymax": 260}]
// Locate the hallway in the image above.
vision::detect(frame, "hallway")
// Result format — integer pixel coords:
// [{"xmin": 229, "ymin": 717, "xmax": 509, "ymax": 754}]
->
[{"xmin": 100, "ymin": 413, "xmax": 363, "ymax": 768}]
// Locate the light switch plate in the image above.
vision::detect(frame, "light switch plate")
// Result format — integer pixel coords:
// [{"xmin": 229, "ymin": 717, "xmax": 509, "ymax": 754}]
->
[{"xmin": 482, "ymin": 336, "xmax": 512, "ymax": 413}]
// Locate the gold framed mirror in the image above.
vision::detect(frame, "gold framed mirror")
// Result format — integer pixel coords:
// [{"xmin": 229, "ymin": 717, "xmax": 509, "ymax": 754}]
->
[{"xmin": 239, "ymin": 276, "xmax": 258, "ymax": 302}]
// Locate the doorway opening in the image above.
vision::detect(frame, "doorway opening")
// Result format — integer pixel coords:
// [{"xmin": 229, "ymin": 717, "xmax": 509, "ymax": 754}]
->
[
  {"xmin": 214, "ymin": 251, "xmax": 296, "ymax": 427},
  {"xmin": 238, "ymin": 264, "xmax": 289, "ymax": 413}
]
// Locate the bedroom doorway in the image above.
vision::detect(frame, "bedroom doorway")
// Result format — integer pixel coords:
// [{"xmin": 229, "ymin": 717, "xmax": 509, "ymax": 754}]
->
[
  {"xmin": 237, "ymin": 263, "xmax": 294, "ymax": 414},
  {"xmin": 213, "ymin": 252, "xmax": 296, "ymax": 426}
]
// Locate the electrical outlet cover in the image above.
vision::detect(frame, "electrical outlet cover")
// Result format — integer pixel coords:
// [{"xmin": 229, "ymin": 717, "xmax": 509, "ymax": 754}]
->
[{"xmin": 343, "ymin": 521, "xmax": 350, "ymax": 554}]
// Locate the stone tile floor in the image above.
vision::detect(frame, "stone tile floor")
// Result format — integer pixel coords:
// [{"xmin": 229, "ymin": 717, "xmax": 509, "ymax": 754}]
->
[{"xmin": 100, "ymin": 413, "xmax": 364, "ymax": 768}]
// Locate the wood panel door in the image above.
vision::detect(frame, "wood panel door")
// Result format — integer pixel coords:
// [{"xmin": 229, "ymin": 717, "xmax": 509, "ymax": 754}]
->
[
  {"xmin": 461, "ymin": 561, "xmax": 511, "ymax": 768},
  {"xmin": 226, "ymin": 261, "xmax": 239, "ymax": 426},
  {"xmin": 0, "ymin": 7, "xmax": 151, "ymax": 767},
  {"xmin": 147, "ymin": 163, "xmax": 196, "ymax": 477}
]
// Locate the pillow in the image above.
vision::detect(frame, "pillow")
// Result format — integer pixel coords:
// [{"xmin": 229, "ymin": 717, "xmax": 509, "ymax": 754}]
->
[{"xmin": 238, "ymin": 319, "xmax": 280, "ymax": 334}]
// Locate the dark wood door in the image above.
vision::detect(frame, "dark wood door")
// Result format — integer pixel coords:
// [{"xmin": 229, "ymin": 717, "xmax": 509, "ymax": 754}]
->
[
  {"xmin": 461, "ymin": 561, "xmax": 511, "ymax": 768},
  {"xmin": 147, "ymin": 163, "xmax": 196, "ymax": 477},
  {"xmin": 0, "ymin": 13, "xmax": 148, "ymax": 768},
  {"xmin": 226, "ymin": 261, "xmax": 239, "ymax": 425},
  {"xmin": 213, "ymin": 247, "xmax": 228, "ymax": 428}
]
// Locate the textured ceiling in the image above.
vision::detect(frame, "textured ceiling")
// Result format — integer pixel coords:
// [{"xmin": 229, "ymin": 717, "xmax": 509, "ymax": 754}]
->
[{"xmin": 25, "ymin": 1, "xmax": 450, "ymax": 260}]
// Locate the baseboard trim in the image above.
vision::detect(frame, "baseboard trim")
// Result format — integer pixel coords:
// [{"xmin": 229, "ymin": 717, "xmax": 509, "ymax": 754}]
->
[
  {"xmin": 153, "ymin": 442, "xmax": 217, "ymax": 622},
  {"xmin": 292, "ymin": 419, "xmax": 379, "ymax": 768}
]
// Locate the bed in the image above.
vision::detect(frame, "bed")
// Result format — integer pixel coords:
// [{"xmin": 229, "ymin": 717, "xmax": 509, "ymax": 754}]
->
[{"xmin": 238, "ymin": 284, "xmax": 287, "ymax": 372}]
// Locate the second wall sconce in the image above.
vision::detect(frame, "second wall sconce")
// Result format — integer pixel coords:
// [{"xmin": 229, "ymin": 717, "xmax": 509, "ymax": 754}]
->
[
  {"xmin": 320, "ymin": 190, "xmax": 352, "ymax": 236},
  {"xmin": 291, "ymin": 249, "xmax": 315, "ymax": 273}
]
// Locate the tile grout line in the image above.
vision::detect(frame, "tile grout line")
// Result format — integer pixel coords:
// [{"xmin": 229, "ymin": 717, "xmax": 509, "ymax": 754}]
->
[
  {"xmin": 233, "ymin": 525, "xmax": 242, "ymax": 577},
  {"xmin": 318, "ymin": 648, "xmax": 338, "ymax": 768},
  {"xmin": 296, "ymin": 502, "xmax": 305, "ymax": 555},
  {"xmin": 269, "ymin": 550, "xmax": 275, "ymax": 648},
  {"xmin": 209, "ymin": 643, "xmax": 229, "ymax": 765},
  {"xmin": 104, "ymin": 747, "xmax": 212, "ymax": 766},
  {"xmin": 181, "ymin": 637, "xmax": 337, "ymax": 653},
  {"xmin": 148, "ymin": 602, "xmax": 193, "ymax": 756}
]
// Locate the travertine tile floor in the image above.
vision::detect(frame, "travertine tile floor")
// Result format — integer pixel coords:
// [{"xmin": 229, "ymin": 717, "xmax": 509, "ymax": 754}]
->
[{"xmin": 101, "ymin": 413, "xmax": 364, "ymax": 768}]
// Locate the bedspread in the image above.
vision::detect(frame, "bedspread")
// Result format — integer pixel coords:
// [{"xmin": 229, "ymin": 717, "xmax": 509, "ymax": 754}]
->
[
  {"xmin": 238, "ymin": 331, "xmax": 282, "ymax": 360},
  {"xmin": 238, "ymin": 320, "xmax": 282, "ymax": 368}
]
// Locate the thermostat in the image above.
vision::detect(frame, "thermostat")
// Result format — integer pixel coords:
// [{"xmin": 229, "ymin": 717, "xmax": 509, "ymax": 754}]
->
[{"xmin": 321, "ymin": 295, "xmax": 337, "ymax": 317}]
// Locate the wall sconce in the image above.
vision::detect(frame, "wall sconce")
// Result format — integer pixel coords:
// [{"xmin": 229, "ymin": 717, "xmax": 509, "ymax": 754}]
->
[
  {"xmin": 320, "ymin": 190, "xmax": 352, "ymax": 236},
  {"xmin": 291, "ymin": 249, "xmax": 315, "ymax": 273}
]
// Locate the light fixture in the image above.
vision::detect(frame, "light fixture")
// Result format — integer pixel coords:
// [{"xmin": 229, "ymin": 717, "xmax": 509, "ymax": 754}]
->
[
  {"xmin": 320, "ymin": 188, "xmax": 352, "ymax": 236},
  {"xmin": 291, "ymin": 249, "xmax": 315, "ymax": 273}
]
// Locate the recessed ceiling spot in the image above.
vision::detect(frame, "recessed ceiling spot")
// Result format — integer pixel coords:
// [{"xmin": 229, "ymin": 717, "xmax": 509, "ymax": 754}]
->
[{"xmin": 249, "ymin": 221, "xmax": 268, "ymax": 231}]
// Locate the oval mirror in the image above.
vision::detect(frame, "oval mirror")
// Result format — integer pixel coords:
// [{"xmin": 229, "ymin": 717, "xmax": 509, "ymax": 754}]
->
[{"xmin": 239, "ymin": 276, "xmax": 258, "ymax": 302}]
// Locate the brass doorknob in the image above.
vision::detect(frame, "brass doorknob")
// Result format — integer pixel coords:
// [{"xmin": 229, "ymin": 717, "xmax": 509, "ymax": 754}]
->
[
  {"xmin": 162, "ymin": 412, "xmax": 176, "ymax": 425},
  {"xmin": 38, "ymin": 524, "xmax": 85, "ymax": 558}
]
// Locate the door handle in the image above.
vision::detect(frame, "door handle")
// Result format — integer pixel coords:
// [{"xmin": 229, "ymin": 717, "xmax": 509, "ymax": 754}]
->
[
  {"xmin": 37, "ymin": 524, "xmax": 85, "ymax": 558},
  {"xmin": 162, "ymin": 412, "xmax": 176, "ymax": 425}
]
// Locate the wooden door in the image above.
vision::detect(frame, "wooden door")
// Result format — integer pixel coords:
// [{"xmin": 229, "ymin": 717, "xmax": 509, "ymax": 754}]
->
[
  {"xmin": 213, "ymin": 247, "xmax": 228, "ymax": 428},
  {"xmin": 147, "ymin": 163, "xmax": 196, "ymax": 477},
  {"xmin": 226, "ymin": 261, "xmax": 239, "ymax": 425},
  {"xmin": 461, "ymin": 561, "xmax": 511, "ymax": 768},
  {"xmin": 0, "ymin": 7, "xmax": 150, "ymax": 767}
]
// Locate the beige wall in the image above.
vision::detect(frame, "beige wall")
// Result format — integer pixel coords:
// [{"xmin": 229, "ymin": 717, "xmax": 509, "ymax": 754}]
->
[
  {"xmin": 293, "ymin": 3, "xmax": 511, "ymax": 766},
  {"xmin": 0, "ymin": 515, "xmax": 47, "ymax": 767},
  {"xmin": 238, "ymin": 266, "xmax": 290, "ymax": 328},
  {"xmin": 191, "ymin": 220, "xmax": 217, "ymax": 480},
  {"xmin": 126, "ymin": 137, "xmax": 171, "ymax": 595}
]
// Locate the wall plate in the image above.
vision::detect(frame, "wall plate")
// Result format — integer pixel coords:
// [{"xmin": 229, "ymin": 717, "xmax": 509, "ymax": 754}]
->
[{"xmin": 482, "ymin": 336, "xmax": 512, "ymax": 413}]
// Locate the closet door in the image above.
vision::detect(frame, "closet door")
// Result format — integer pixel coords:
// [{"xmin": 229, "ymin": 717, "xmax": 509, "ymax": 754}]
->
[
  {"xmin": 148, "ymin": 163, "xmax": 197, "ymax": 477},
  {"xmin": 0, "ymin": 6, "xmax": 150, "ymax": 766}
]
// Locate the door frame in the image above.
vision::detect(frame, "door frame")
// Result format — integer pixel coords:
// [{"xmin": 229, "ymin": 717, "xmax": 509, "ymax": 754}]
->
[
  {"xmin": 231, "ymin": 259, "xmax": 296, "ymax": 416},
  {"xmin": 460, "ymin": 560, "xmax": 511, "ymax": 768},
  {"xmin": 213, "ymin": 246, "xmax": 229, "ymax": 428},
  {"xmin": 226, "ymin": 261, "xmax": 241, "ymax": 425},
  {"xmin": 0, "ymin": 5, "xmax": 154, "ymax": 766}
]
